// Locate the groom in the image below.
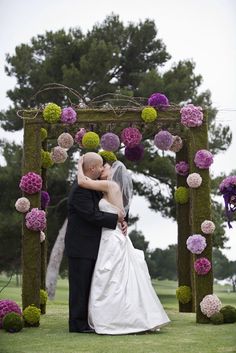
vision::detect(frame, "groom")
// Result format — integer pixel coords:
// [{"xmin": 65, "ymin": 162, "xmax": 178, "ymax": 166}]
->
[{"xmin": 65, "ymin": 152, "xmax": 125, "ymax": 333}]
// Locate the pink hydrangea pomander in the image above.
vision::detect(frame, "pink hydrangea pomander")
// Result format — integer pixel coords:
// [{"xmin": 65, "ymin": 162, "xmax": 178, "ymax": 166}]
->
[
  {"xmin": 74, "ymin": 128, "xmax": 86, "ymax": 147},
  {"xmin": 0, "ymin": 300, "xmax": 22, "ymax": 328},
  {"xmin": 15, "ymin": 197, "xmax": 30, "ymax": 213},
  {"xmin": 57, "ymin": 133, "xmax": 74, "ymax": 149},
  {"xmin": 201, "ymin": 220, "xmax": 216, "ymax": 234},
  {"xmin": 194, "ymin": 149, "xmax": 213, "ymax": 169},
  {"xmin": 125, "ymin": 144, "xmax": 144, "ymax": 162},
  {"xmin": 25, "ymin": 208, "xmax": 46, "ymax": 231},
  {"xmin": 154, "ymin": 131, "xmax": 173, "ymax": 150},
  {"xmin": 200, "ymin": 294, "xmax": 222, "ymax": 318},
  {"xmin": 51, "ymin": 147, "xmax": 68, "ymax": 163},
  {"xmin": 121, "ymin": 127, "xmax": 142, "ymax": 148},
  {"xmin": 169, "ymin": 135, "xmax": 183, "ymax": 153},
  {"xmin": 101, "ymin": 132, "xmax": 120, "ymax": 152},
  {"xmin": 61, "ymin": 107, "xmax": 77, "ymax": 124},
  {"xmin": 194, "ymin": 257, "xmax": 211, "ymax": 275},
  {"xmin": 180, "ymin": 104, "xmax": 203, "ymax": 128},
  {"xmin": 186, "ymin": 234, "xmax": 207, "ymax": 254},
  {"xmin": 186, "ymin": 173, "xmax": 202, "ymax": 188},
  {"xmin": 175, "ymin": 161, "xmax": 189, "ymax": 176},
  {"xmin": 148, "ymin": 92, "xmax": 169, "ymax": 110},
  {"xmin": 19, "ymin": 172, "xmax": 42, "ymax": 194}
]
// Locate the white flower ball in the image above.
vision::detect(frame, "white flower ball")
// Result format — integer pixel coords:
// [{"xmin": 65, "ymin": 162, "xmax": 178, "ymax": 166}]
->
[
  {"xmin": 57, "ymin": 133, "xmax": 74, "ymax": 149},
  {"xmin": 200, "ymin": 294, "xmax": 222, "ymax": 318},
  {"xmin": 40, "ymin": 231, "xmax": 46, "ymax": 242},
  {"xmin": 186, "ymin": 173, "xmax": 202, "ymax": 188},
  {"xmin": 15, "ymin": 197, "xmax": 30, "ymax": 213},
  {"xmin": 201, "ymin": 220, "xmax": 216, "ymax": 234}
]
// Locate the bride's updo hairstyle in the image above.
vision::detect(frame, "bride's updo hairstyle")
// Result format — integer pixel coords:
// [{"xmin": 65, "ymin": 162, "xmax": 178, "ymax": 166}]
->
[{"xmin": 108, "ymin": 161, "xmax": 133, "ymax": 215}]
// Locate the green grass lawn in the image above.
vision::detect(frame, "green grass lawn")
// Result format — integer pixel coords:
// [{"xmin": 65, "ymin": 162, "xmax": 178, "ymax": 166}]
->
[{"xmin": 0, "ymin": 276, "xmax": 236, "ymax": 353}]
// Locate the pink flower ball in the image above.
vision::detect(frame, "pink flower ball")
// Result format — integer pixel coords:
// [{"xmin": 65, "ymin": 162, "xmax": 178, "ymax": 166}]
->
[
  {"xmin": 121, "ymin": 127, "xmax": 142, "ymax": 148},
  {"xmin": 25, "ymin": 208, "xmax": 46, "ymax": 231},
  {"xmin": 200, "ymin": 294, "xmax": 222, "ymax": 318},
  {"xmin": 0, "ymin": 300, "xmax": 22, "ymax": 328},
  {"xmin": 74, "ymin": 128, "xmax": 87, "ymax": 147},
  {"xmin": 186, "ymin": 173, "xmax": 202, "ymax": 188},
  {"xmin": 169, "ymin": 135, "xmax": 183, "ymax": 152},
  {"xmin": 180, "ymin": 104, "xmax": 203, "ymax": 128},
  {"xmin": 154, "ymin": 131, "xmax": 173, "ymax": 150},
  {"xmin": 194, "ymin": 149, "xmax": 213, "ymax": 169},
  {"xmin": 61, "ymin": 107, "xmax": 77, "ymax": 124},
  {"xmin": 19, "ymin": 172, "xmax": 42, "ymax": 194},
  {"xmin": 201, "ymin": 220, "xmax": 215, "ymax": 234},
  {"xmin": 194, "ymin": 257, "xmax": 211, "ymax": 275},
  {"xmin": 101, "ymin": 132, "xmax": 120, "ymax": 152},
  {"xmin": 186, "ymin": 234, "xmax": 207, "ymax": 254},
  {"xmin": 125, "ymin": 144, "xmax": 144, "ymax": 162},
  {"xmin": 57, "ymin": 133, "xmax": 74, "ymax": 149},
  {"xmin": 175, "ymin": 161, "xmax": 189, "ymax": 176},
  {"xmin": 40, "ymin": 231, "xmax": 46, "ymax": 242},
  {"xmin": 51, "ymin": 147, "xmax": 68, "ymax": 163},
  {"xmin": 15, "ymin": 197, "xmax": 30, "ymax": 213}
]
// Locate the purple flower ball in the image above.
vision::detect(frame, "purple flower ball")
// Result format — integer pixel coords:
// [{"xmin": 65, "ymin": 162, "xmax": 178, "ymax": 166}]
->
[
  {"xmin": 219, "ymin": 176, "xmax": 236, "ymax": 194},
  {"xmin": 148, "ymin": 93, "xmax": 169, "ymax": 110},
  {"xmin": 25, "ymin": 208, "xmax": 46, "ymax": 231},
  {"xmin": 154, "ymin": 131, "xmax": 173, "ymax": 150},
  {"xmin": 194, "ymin": 149, "xmax": 213, "ymax": 169},
  {"xmin": 41, "ymin": 191, "xmax": 50, "ymax": 210},
  {"xmin": 121, "ymin": 127, "xmax": 142, "ymax": 148},
  {"xmin": 175, "ymin": 161, "xmax": 189, "ymax": 176},
  {"xmin": 74, "ymin": 128, "xmax": 87, "ymax": 147},
  {"xmin": 0, "ymin": 300, "xmax": 22, "ymax": 328},
  {"xmin": 19, "ymin": 172, "xmax": 42, "ymax": 194},
  {"xmin": 125, "ymin": 144, "xmax": 144, "ymax": 162},
  {"xmin": 194, "ymin": 257, "xmax": 211, "ymax": 275},
  {"xmin": 61, "ymin": 107, "xmax": 77, "ymax": 124},
  {"xmin": 180, "ymin": 104, "xmax": 203, "ymax": 128},
  {"xmin": 186, "ymin": 234, "xmax": 207, "ymax": 254},
  {"xmin": 101, "ymin": 133, "xmax": 120, "ymax": 152}
]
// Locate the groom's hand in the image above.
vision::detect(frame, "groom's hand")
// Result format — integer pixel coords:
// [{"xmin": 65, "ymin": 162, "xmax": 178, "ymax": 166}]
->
[
  {"xmin": 117, "ymin": 209, "xmax": 125, "ymax": 223},
  {"xmin": 121, "ymin": 221, "xmax": 128, "ymax": 236}
]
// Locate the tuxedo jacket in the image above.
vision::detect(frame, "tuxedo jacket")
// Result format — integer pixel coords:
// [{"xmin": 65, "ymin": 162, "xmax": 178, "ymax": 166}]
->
[{"xmin": 65, "ymin": 182, "xmax": 118, "ymax": 259}]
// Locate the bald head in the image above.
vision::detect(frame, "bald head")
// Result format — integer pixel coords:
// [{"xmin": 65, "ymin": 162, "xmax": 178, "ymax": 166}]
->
[{"xmin": 82, "ymin": 152, "xmax": 103, "ymax": 179}]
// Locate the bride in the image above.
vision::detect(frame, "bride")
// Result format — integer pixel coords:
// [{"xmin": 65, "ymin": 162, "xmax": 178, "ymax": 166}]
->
[{"xmin": 77, "ymin": 156, "xmax": 170, "ymax": 335}]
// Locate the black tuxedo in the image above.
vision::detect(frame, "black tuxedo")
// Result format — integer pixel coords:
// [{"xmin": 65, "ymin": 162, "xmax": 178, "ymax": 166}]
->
[{"xmin": 64, "ymin": 182, "xmax": 118, "ymax": 332}]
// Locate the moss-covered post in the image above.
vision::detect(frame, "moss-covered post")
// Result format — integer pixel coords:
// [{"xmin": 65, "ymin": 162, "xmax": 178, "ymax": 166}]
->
[
  {"xmin": 22, "ymin": 119, "xmax": 41, "ymax": 310},
  {"xmin": 188, "ymin": 115, "xmax": 213, "ymax": 323},
  {"xmin": 176, "ymin": 142, "xmax": 194, "ymax": 312}
]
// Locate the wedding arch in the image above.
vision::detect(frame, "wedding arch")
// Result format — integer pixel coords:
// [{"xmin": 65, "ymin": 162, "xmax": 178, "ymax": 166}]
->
[{"xmin": 19, "ymin": 97, "xmax": 212, "ymax": 324}]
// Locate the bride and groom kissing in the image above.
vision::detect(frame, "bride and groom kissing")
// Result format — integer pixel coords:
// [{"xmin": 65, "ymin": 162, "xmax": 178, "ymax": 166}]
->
[{"xmin": 64, "ymin": 152, "xmax": 170, "ymax": 334}]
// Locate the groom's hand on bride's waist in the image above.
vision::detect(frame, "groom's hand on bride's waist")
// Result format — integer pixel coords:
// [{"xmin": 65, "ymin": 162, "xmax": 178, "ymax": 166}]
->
[{"xmin": 120, "ymin": 221, "xmax": 128, "ymax": 236}]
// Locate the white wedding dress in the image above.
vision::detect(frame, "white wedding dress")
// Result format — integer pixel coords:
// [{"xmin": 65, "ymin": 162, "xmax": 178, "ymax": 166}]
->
[{"xmin": 88, "ymin": 198, "xmax": 170, "ymax": 335}]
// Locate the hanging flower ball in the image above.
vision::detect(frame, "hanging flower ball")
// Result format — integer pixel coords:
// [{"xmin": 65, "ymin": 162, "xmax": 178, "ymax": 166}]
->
[
  {"xmin": 125, "ymin": 144, "xmax": 145, "ymax": 162},
  {"xmin": 169, "ymin": 135, "xmax": 183, "ymax": 153},
  {"xmin": 194, "ymin": 149, "xmax": 213, "ymax": 169},
  {"xmin": 0, "ymin": 300, "xmax": 22, "ymax": 328},
  {"xmin": 186, "ymin": 173, "xmax": 202, "ymax": 188},
  {"xmin": 40, "ymin": 128, "xmax": 48, "ymax": 141},
  {"xmin": 219, "ymin": 175, "xmax": 236, "ymax": 193},
  {"xmin": 180, "ymin": 104, "xmax": 203, "ymax": 128},
  {"xmin": 201, "ymin": 220, "xmax": 215, "ymax": 234},
  {"xmin": 23, "ymin": 305, "xmax": 41, "ymax": 326},
  {"xmin": 2, "ymin": 312, "xmax": 24, "ymax": 333},
  {"xmin": 141, "ymin": 107, "xmax": 158, "ymax": 123},
  {"xmin": 43, "ymin": 103, "xmax": 61, "ymax": 123},
  {"xmin": 25, "ymin": 208, "xmax": 46, "ymax": 232},
  {"xmin": 51, "ymin": 146, "xmax": 68, "ymax": 163},
  {"xmin": 186, "ymin": 234, "xmax": 207, "ymax": 254},
  {"xmin": 101, "ymin": 132, "xmax": 120, "ymax": 151},
  {"xmin": 40, "ymin": 231, "xmax": 46, "ymax": 242},
  {"xmin": 40, "ymin": 289, "xmax": 48, "ymax": 305},
  {"xmin": 121, "ymin": 127, "xmax": 142, "ymax": 148},
  {"xmin": 98, "ymin": 151, "xmax": 117, "ymax": 164},
  {"xmin": 82, "ymin": 132, "xmax": 100, "ymax": 149},
  {"xmin": 194, "ymin": 257, "xmax": 211, "ymax": 275},
  {"xmin": 74, "ymin": 128, "xmax": 87, "ymax": 147},
  {"xmin": 15, "ymin": 197, "xmax": 30, "ymax": 213},
  {"xmin": 200, "ymin": 294, "xmax": 222, "ymax": 318},
  {"xmin": 57, "ymin": 132, "xmax": 74, "ymax": 149},
  {"xmin": 148, "ymin": 93, "xmax": 169, "ymax": 110},
  {"xmin": 174, "ymin": 186, "xmax": 189, "ymax": 204},
  {"xmin": 61, "ymin": 107, "xmax": 77, "ymax": 124},
  {"xmin": 175, "ymin": 161, "xmax": 189, "ymax": 176},
  {"xmin": 154, "ymin": 130, "xmax": 173, "ymax": 150},
  {"xmin": 41, "ymin": 191, "xmax": 50, "ymax": 209},
  {"xmin": 41, "ymin": 149, "xmax": 54, "ymax": 169},
  {"xmin": 176, "ymin": 286, "xmax": 192, "ymax": 304},
  {"xmin": 19, "ymin": 172, "xmax": 42, "ymax": 194}
]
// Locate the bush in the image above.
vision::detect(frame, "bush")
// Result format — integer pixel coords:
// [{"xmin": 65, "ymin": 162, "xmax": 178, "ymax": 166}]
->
[
  {"xmin": 220, "ymin": 305, "xmax": 236, "ymax": 323},
  {"xmin": 210, "ymin": 312, "xmax": 224, "ymax": 325}
]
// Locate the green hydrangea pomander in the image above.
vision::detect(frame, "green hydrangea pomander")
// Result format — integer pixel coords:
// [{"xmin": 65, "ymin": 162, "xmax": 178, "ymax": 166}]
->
[
  {"xmin": 220, "ymin": 305, "xmax": 236, "ymax": 323},
  {"xmin": 40, "ymin": 289, "xmax": 48, "ymax": 305},
  {"xmin": 43, "ymin": 103, "xmax": 61, "ymax": 123},
  {"xmin": 141, "ymin": 107, "xmax": 158, "ymax": 123},
  {"xmin": 23, "ymin": 304, "xmax": 41, "ymax": 326},
  {"xmin": 40, "ymin": 128, "xmax": 48, "ymax": 141},
  {"xmin": 99, "ymin": 151, "xmax": 117, "ymax": 164},
  {"xmin": 174, "ymin": 186, "xmax": 189, "ymax": 204},
  {"xmin": 82, "ymin": 132, "xmax": 100, "ymax": 149},
  {"xmin": 176, "ymin": 285, "xmax": 192, "ymax": 304},
  {"xmin": 210, "ymin": 312, "xmax": 224, "ymax": 325},
  {"xmin": 2, "ymin": 312, "xmax": 24, "ymax": 333},
  {"xmin": 41, "ymin": 149, "xmax": 54, "ymax": 169}
]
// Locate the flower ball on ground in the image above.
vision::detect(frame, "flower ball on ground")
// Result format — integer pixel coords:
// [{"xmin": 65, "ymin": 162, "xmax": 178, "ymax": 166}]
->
[
  {"xmin": 51, "ymin": 146, "xmax": 68, "ymax": 163},
  {"xmin": 194, "ymin": 149, "xmax": 213, "ymax": 169},
  {"xmin": 220, "ymin": 305, "xmax": 236, "ymax": 323},
  {"xmin": 82, "ymin": 132, "xmax": 100, "ymax": 149},
  {"xmin": 43, "ymin": 103, "xmax": 61, "ymax": 123},
  {"xmin": 174, "ymin": 186, "xmax": 189, "ymax": 204},
  {"xmin": 180, "ymin": 104, "xmax": 203, "ymax": 128},
  {"xmin": 125, "ymin": 144, "xmax": 144, "ymax": 162},
  {"xmin": 210, "ymin": 312, "xmax": 224, "ymax": 325},
  {"xmin": 121, "ymin": 127, "xmax": 142, "ymax": 148},
  {"xmin": 176, "ymin": 286, "xmax": 192, "ymax": 304},
  {"xmin": 186, "ymin": 173, "xmax": 202, "ymax": 188},
  {"xmin": 0, "ymin": 300, "xmax": 22, "ymax": 328},
  {"xmin": 74, "ymin": 128, "xmax": 86, "ymax": 147},
  {"xmin": 186, "ymin": 234, "xmax": 207, "ymax": 254},
  {"xmin": 148, "ymin": 93, "xmax": 169, "ymax": 110},
  {"xmin": 15, "ymin": 197, "xmax": 30, "ymax": 213},
  {"xmin": 201, "ymin": 220, "xmax": 215, "ymax": 234},
  {"xmin": 200, "ymin": 294, "xmax": 222, "ymax": 318},
  {"xmin": 25, "ymin": 208, "xmax": 46, "ymax": 231},
  {"xmin": 19, "ymin": 172, "xmax": 42, "ymax": 194},
  {"xmin": 169, "ymin": 135, "xmax": 183, "ymax": 152},
  {"xmin": 2, "ymin": 312, "xmax": 23, "ymax": 333},
  {"xmin": 61, "ymin": 107, "xmax": 77, "ymax": 124},
  {"xmin": 101, "ymin": 132, "xmax": 120, "ymax": 151},
  {"xmin": 154, "ymin": 131, "xmax": 173, "ymax": 150},
  {"xmin": 194, "ymin": 257, "xmax": 211, "ymax": 275},
  {"xmin": 57, "ymin": 133, "xmax": 74, "ymax": 149},
  {"xmin": 98, "ymin": 151, "xmax": 117, "ymax": 165},
  {"xmin": 141, "ymin": 107, "xmax": 157, "ymax": 123},
  {"xmin": 175, "ymin": 161, "xmax": 189, "ymax": 176},
  {"xmin": 23, "ymin": 305, "xmax": 41, "ymax": 326}
]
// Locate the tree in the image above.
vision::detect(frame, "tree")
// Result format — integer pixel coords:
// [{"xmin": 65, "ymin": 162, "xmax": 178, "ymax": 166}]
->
[
  {"xmin": 149, "ymin": 245, "xmax": 177, "ymax": 280},
  {"xmin": 213, "ymin": 249, "xmax": 236, "ymax": 292}
]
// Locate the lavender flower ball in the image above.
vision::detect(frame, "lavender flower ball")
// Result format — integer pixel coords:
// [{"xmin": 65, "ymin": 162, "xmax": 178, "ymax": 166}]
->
[
  {"xmin": 41, "ymin": 191, "xmax": 50, "ymax": 209},
  {"xmin": 57, "ymin": 133, "xmax": 74, "ymax": 149},
  {"xmin": 175, "ymin": 161, "xmax": 189, "ymax": 176},
  {"xmin": 121, "ymin": 127, "xmax": 142, "ymax": 148},
  {"xmin": 51, "ymin": 146, "xmax": 68, "ymax": 163},
  {"xmin": 125, "ymin": 144, "xmax": 144, "ymax": 162},
  {"xmin": 201, "ymin": 220, "xmax": 215, "ymax": 234},
  {"xmin": 186, "ymin": 173, "xmax": 202, "ymax": 188},
  {"xmin": 74, "ymin": 128, "xmax": 86, "ymax": 147},
  {"xmin": 194, "ymin": 149, "xmax": 213, "ymax": 169},
  {"xmin": 180, "ymin": 104, "xmax": 203, "ymax": 128},
  {"xmin": 15, "ymin": 197, "xmax": 30, "ymax": 213},
  {"xmin": 194, "ymin": 257, "xmax": 211, "ymax": 275},
  {"xmin": 154, "ymin": 131, "xmax": 173, "ymax": 150},
  {"xmin": 148, "ymin": 93, "xmax": 169, "ymax": 110},
  {"xmin": 101, "ymin": 132, "xmax": 120, "ymax": 152},
  {"xmin": 169, "ymin": 135, "xmax": 183, "ymax": 153},
  {"xmin": 186, "ymin": 234, "xmax": 207, "ymax": 254},
  {"xmin": 200, "ymin": 294, "xmax": 222, "ymax": 318},
  {"xmin": 25, "ymin": 208, "xmax": 46, "ymax": 231},
  {"xmin": 61, "ymin": 107, "xmax": 77, "ymax": 124},
  {"xmin": 19, "ymin": 172, "xmax": 42, "ymax": 194},
  {"xmin": 0, "ymin": 300, "xmax": 22, "ymax": 328}
]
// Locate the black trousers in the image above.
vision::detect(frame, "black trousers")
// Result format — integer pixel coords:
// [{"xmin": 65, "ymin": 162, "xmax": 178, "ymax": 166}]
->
[{"xmin": 68, "ymin": 257, "xmax": 96, "ymax": 332}]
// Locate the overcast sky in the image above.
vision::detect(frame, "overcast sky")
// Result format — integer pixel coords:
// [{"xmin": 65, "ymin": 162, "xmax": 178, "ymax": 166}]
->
[{"xmin": 1, "ymin": 0, "xmax": 236, "ymax": 260}]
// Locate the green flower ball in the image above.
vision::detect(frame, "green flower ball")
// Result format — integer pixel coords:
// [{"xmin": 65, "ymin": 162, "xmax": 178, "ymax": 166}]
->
[
  {"xmin": 40, "ymin": 289, "xmax": 48, "ymax": 305},
  {"xmin": 174, "ymin": 186, "xmax": 189, "ymax": 204},
  {"xmin": 2, "ymin": 312, "xmax": 24, "ymax": 333},
  {"xmin": 176, "ymin": 285, "xmax": 192, "ymax": 304},
  {"xmin": 41, "ymin": 149, "xmax": 54, "ymax": 169},
  {"xmin": 210, "ymin": 312, "xmax": 224, "ymax": 325},
  {"xmin": 23, "ymin": 304, "xmax": 41, "ymax": 325},
  {"xmin": 40, "ymin": 128, "xmax": 48, "ymax": 141},
  {"xmin": 99, "ymin": 151, "xmax": 117, "ymax": 164},
  {"xmin": 82, "ymin": 132, "xmax": 100, "ymax": 149},
  {"xmin": 141, "ymin": 107, "xmax": 158, "ymax": 123},
  {"xmin": 220, "ymin": 305, "xmax": 236, "ymax": 323},
  {"xmin": 43, "ymin": 103, "xmax": 61, "ymax": 123}
]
